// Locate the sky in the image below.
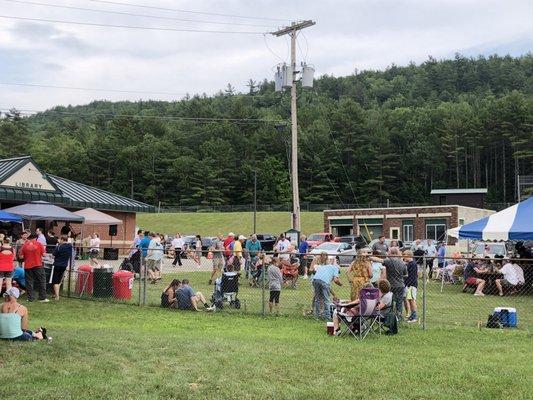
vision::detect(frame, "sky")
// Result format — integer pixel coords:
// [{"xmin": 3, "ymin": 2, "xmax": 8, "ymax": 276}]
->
[{"xmin": 0, "ymin": 0, "xmax": 531, "ymax": 111}]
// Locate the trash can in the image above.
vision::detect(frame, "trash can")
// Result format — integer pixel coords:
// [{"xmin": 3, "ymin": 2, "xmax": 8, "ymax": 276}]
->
[
  {"xmin": 93, "ymin": 267, "xmax": 113, "ymax": 298},
  {"xmin": 75, "ymin": 265, "xmax": 94, "ymax": 295},
  {"xmin": 104, "ymin": 248, "xmax": 119, "ymax": 261},
  {"xmin": 113, "ymin": 270, "xmax": 134, "ymax": 300}
]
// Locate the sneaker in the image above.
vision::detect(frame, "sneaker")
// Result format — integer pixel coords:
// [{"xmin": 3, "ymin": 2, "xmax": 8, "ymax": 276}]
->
[
  {"xmin": 333, "ymin": 329, "xmax": 342, "ymax": 336},
  {"xmin": 39, "ymin": 298, "xmax": 50, "ymax": 303},
  {"xmin": 303, "ymin": 275, "xmax": 308, "ymax": 280},
  {"xmin": 205, "ymin": 306, "xmax": 215, "ymax": 312},
  {"xmin": 474, "ymin": 292, "xmax": 485, "ymax": 296},
  {"xmin": 407, "ymin": 318, "xmax": 418, "ymax": 323}
]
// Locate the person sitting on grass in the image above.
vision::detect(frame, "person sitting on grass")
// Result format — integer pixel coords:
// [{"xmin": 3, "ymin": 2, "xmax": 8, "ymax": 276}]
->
[
  {"xmin": 463, "ymin": 258, "xmax": 487, "ymax": 296},
  {"xmin": 0, "ymin": 287, "xmax": 49, "ymax": 342},
  {"xmin": 495, "ymin": 259, "xmax": 525, "ymax": 296},
  {"xmin": 176, "ymin": 279, "xmax": 215, "ymax": 312},
  {"xmin": 161, "ymin": 279, "xmax": 181, "ymax": 308},
  {"xmin": 331, "ymin": 280, "xmax": 393, "ymax": 336},
  {"xmin": 268, "ymin": 257, "xmax": 283, "ymax": 314}
]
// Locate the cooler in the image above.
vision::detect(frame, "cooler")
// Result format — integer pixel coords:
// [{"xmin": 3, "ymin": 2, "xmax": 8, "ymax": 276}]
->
[
  {"xmin": 494, "ymin": 307, "xmax": 517, "ymax": 327},
  {"xmin": 75, "ymin": 265, "xmax": 94, "ymax": 295},
  {"xmin": 113, "ymin": 270, "xmax": 134, "ymax": 300}
]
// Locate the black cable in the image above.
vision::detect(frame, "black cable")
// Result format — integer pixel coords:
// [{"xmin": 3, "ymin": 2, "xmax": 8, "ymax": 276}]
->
[{"xmin": 0, "ymin": 82, "xmax": 186, "ymax": 96}]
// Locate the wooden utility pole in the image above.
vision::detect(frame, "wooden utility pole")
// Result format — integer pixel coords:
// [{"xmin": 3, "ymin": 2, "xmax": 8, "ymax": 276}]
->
[{"xmin": 271, "ymin": 20, "xmax": 315, "ymax": 231}]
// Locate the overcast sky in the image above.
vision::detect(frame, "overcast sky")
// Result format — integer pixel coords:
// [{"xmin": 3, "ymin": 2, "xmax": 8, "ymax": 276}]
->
[{"xmin": 0, "ymin": 0, "xmax": 531, "ymax": 111}]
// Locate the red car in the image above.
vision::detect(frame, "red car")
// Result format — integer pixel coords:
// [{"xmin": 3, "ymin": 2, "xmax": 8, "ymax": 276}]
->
[{"xmin": 307, "ymin": 233, "xmax": 337, "ymax": 249}]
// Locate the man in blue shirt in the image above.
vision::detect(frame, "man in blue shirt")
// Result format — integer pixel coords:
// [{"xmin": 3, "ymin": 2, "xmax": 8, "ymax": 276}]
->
[
  {"xmin": 298, "ymin": 235, "xmax": 310, "ymax": 279},
  {"xmin": 175, "ymin": 279, "xmax": 214, "ymax": 311},
  {"xmin": 139, "ymin": 231, "xmax": 151, "ymax": 277},
  {"xmin": 244, "ymin": 234, "xmax": 262, "ymax": 279},
  {"xmin": 437, "ymin": 242, "xmax": 446, "ymax": 269},
  {"xmin": 312, "ymin": 253, "xmax": 343, "ymax": 319}
]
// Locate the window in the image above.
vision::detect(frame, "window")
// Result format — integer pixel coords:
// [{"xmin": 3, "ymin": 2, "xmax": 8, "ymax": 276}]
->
[
  {"xmin": 390, "ymin": 227, "xmax": 400, "ymax": 240},
  {"xmin": 402, "ymin": 220, "xmax": 413, "ymax": 243},
  {"xmin": 459, "ymin": 218, "xmax": 465, "ymax": 226},
  {"xmin": 425, "ymin": 219, "xmax": 447, "ymax": 241}
]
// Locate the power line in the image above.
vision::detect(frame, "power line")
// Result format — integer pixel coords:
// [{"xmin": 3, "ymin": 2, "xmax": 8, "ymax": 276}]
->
[
  {"xmin": 88, "ymin": 0, "xmax": 289, "ymax": 22},
  {"xmin": 0, "ymin": 15, "xmax": 267, "ymax": 34},
  {"xmin": 2, "ymin": 0, "xmax": 275, "ymax": 28},
  {"xmin": 0, "ymin": 108, "xmax": 286, "ymax": 124},
  {"xmin": 0, "ymin": 82, "xmax": 187, "ymax": 96}
]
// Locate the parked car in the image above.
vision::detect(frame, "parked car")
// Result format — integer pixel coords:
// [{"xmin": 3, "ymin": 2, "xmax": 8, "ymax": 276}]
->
[
  {"xmin": 472, "ymin": 242, "xmax": 507, "ymax": 259},
  {"xmin": 309, "ymin": 242, "xmax": 353, "ymax": 266},
  {"xmin": 256, "ymin": 233, "xmax": 277, "ymax": 251},
  {"xmin": 307, "ymin": 233, "xmax": 336, "ymax": 249},
  {"xmin": 201, "ymin": 237, "xmax": 216, "ymax": 251},
  {"xmin": 337, "ymin": 235, "xmax": 368, "ymax": 250}
]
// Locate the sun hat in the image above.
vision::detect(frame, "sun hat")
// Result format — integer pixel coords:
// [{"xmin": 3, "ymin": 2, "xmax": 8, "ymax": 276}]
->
[
  {"xmin": 3, "ymin": 287, "xmax": 20, "ymax": 299},
  {"xmin": 238, "ymin": 235, "xmax": 246, "ymax": 240},
  {"xmin": 228, "ymin": 232, "xmax": 235, "ymax": 237}
]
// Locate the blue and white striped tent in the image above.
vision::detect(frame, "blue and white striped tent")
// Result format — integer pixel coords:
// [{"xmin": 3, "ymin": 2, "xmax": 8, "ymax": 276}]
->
[{"xmin": 448, "ymin": 197, "xmax": 533, "ymax": 241}]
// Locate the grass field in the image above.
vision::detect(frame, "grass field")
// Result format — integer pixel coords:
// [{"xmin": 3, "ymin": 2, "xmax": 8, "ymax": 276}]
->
[
  {"xmin": 137, "ymin": 211, "xmax": 324, "ymax": 236},
  {"xmin": 1, "ymin": 298, "xmax": 532, "ymax": 400}
]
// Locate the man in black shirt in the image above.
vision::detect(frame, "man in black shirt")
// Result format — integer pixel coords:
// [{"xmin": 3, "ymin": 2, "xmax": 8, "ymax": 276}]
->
[{"xmin": 46, "ymin": 230, "xmax": 59, "ymax": 253}]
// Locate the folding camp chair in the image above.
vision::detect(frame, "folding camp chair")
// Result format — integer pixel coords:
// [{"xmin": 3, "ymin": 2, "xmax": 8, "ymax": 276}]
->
[{"xmin": 336, "ymin": 287, "xmax": 381, "ymax": 340}]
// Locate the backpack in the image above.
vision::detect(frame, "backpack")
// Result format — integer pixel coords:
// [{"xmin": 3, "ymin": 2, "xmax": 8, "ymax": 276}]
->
[{"xmin": 486, "ymin": 313, "xmax": 503, "ymax": 329}]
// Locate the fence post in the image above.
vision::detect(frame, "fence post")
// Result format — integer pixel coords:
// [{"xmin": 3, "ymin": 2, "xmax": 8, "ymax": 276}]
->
[
  {"xmin": 261, "ymin": 256, "xmax": 266, "ymax": 316},
  {"xmin": 422, "ymin": 255, "xmax": 427, "ymax": 330},
  {"xmin": 139, "ymin": 252, "xmax": 144, "ymax": 306}
]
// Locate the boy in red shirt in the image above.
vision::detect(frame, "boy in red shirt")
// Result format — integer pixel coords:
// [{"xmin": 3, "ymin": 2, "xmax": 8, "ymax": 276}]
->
[{"xmin": 19, "ymin": 234, "xmax": 48, "ymax": 302}]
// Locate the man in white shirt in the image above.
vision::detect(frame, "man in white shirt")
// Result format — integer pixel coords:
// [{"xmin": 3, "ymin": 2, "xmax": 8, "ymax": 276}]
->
[
  {"xmin": 275, "ymin": 234, "xmax": 291, "ymax": 261},
  {"xmin": 36, "ymin": 228, "xmax": 47, "ymax": 247},
  {"xmin": 171, "ymin": 233, "xmax": 184, "ymax": 267},
  {"xmin": 495, "ymin": 261, "xmax": 524, "ymax": 296}
]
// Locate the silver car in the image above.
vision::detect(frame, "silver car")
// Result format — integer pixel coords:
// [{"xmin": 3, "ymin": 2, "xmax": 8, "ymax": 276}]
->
[{"xmin": 309, "ymin": 242, "xmax": 354, "ymax": 266}]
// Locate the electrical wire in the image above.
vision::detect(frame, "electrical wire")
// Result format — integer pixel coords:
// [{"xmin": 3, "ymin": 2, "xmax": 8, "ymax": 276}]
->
[
  {"xmin": 301, "ymin": 31, "xmax": 309, "ymax": 61},
  {"xmin": 263, "ymin": 33, "xmax": 285, "ymax": 63},
  {"xmin": 0, "ymin": 82, "xmax": 187, "ymax": 96},
  {"xmin": 88, "ymin": 0, "xmax": 289, "ymax": 22},
  {"xmin": 0, "ymin": 15, "xmax": 267, "ymax": 34},
  {"xmin": 328, "ymin": 130, "xmax": 360, "ymax": 206},
  {"xmin": 0, "ymin": 108, "xmax": 286, "ymax": 124},
  {"xmin": 1, "ymin": 0, "xmax": 275, "ymax": 28}
]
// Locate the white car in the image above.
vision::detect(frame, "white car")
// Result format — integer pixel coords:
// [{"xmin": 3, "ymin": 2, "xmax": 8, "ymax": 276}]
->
[{"xmin": 309, "ymin": 242, "xmax": 354, "ymax": 266}]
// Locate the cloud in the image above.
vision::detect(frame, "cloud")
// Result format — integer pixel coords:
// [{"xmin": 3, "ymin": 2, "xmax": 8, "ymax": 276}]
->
[{"xmin": 0, "ymin": 0, "xmax": 531, "ymax": 110}]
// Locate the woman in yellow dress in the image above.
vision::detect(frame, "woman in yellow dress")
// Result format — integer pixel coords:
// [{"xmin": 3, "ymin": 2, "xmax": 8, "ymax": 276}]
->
[{"xmin": 346, "ymin": 249, "xmax": 373, "ymax": 301}]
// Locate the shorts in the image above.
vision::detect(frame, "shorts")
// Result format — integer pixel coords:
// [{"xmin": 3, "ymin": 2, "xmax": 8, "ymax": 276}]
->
[
  {"xmin": 501, "ymin": 279, "xmax": 515, "ymax": 287},
  {"xmin": 2, "ymin": 331, "xmax": 33, "ymax": 341},
  {"xmin": 405, "ymin": 286, "xmax": 417, "ymax": 301},
  {"xmin": 51, "ymin": 266, "xmax": 67, "ymax": 285},
  {"xmin": 89, "ymin": 249, "xmax": 99, "ymax": 258},
  {"xmin": 269, "ymin": 290, "xmax": 280, "ymax": 304},
  {"xmin": 212, "ymin": 258, "xmax": 224, "ymax": 270},
  {"xmin": 466, "ymin": 277, "xmax": 479, "ymax": 285},
  {"xmin": 0, "ymin": 271, "xmax": 13, "ymax": 278},
  {"xmin": 146, "ymin": 259, "xmax": 160, "ymax": 272}
]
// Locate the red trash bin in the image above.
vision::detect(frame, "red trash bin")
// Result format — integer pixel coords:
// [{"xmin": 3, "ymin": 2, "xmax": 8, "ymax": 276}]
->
[
  {"xmin": 113, "ymin": 270, "xmax": 134, "ymax": 300},
  {"xmin": 75, "ymin": 265, "xmax": 94, "ymax": 295}
]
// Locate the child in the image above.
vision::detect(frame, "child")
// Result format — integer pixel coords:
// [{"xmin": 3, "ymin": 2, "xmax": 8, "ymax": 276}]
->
[
  {"xmin": 402, "ymin": 250, "xmax": 418, "ymax": 323},
  {"xmin": 268, "ymin": 257, "xmax": 283, "ymax": 314}
]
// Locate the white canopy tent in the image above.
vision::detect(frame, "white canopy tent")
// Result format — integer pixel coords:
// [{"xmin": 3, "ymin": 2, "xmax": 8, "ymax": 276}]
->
[{"xmin": 73, "ymin": 208, "xmax": 122, "ymax": 226}]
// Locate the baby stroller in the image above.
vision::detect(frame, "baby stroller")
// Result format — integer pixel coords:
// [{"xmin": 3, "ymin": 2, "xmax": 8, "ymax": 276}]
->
[
  {"xmin": 211, "ymin": 272, "xmax": 241, "ymax": 310},
  {"xmin": 249, "ymin": 256, "xmax": 266, "ymax": 287},
  {"xmin": 282, "ymin": 254, "xmax": 300, "ymax": 288}
]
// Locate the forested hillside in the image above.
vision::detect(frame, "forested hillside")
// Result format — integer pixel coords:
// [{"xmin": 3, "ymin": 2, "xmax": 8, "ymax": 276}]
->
[{"xmin": 1, "ymin": 54, "xmax": 532, "ymax": 207}]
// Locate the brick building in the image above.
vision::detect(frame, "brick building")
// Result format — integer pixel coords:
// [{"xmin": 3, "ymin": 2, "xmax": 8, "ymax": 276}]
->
[
  {"xmin": 324, "ymin": 205, "xmax": 494, "ymax": 243},
  {"xmin": 0, "ymin": 156, "xmax": 153, "ymax": 246}
]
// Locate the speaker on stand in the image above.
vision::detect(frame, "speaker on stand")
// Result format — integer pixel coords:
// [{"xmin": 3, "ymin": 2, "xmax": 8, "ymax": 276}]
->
[{"xmin": 105, "ymin": 225, "xmax": 119, "ymax": 260}]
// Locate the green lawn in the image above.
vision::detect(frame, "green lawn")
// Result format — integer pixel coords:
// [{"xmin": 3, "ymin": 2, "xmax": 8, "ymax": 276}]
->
[
  {"xmin": 1, "ymin": 298, "xmax": 531, "ymax": 400},
  {"xmin": 137, "ymin": 211, "xmax": 324, "ymax": 236}
]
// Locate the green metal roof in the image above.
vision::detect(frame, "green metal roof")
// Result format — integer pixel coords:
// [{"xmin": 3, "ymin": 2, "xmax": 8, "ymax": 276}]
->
[{"xmin": 0, "ymin": 156, "xmax": 154, "ymax": 213}]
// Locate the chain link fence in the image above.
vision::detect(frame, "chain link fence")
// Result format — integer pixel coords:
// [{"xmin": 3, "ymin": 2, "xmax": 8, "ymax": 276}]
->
[{"xmin": 47, "ymin": 246, "xmax": 532, "ymax": 331}]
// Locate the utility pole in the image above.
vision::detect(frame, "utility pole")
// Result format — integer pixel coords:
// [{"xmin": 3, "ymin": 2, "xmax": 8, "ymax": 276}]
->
[
  {"xmin": 253, "ymin": 170, "xmax": 257, "ymax": 234},
  {"xmin": 271, "ymin": 20, "xmax": 315, "ymax": 231}
]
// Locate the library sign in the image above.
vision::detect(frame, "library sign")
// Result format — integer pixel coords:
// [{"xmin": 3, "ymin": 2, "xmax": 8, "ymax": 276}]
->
[
  {"xmin": 0, "ymin": 161, "xmax": 56, "ymax": 191},
  {"xmin": 13, "ymin": 182, "xmax": 45, "ymax": 189}
]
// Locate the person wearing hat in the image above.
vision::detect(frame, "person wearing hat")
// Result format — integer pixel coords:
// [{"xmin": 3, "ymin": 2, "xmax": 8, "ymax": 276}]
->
[{"xmin": 0, "ymin": 287, "xmax": 46, "ymax": 341}]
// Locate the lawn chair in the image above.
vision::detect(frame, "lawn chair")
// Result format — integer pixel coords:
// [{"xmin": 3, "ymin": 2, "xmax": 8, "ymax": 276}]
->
[{"xmin": 337, "ymin": 287, "xmax": 381, "ymax": 340}]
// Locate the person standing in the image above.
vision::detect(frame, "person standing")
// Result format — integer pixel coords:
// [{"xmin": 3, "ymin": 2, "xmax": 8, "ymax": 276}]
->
[
  {"xmin": 370, "ymin": 251, "xmax": 386, "ymax": 286},
  {"xmin": 208, "ymin": 234, "xmax": 225, "ymax": 285},
  {"xmin": 372, "ymin": 235, "xmax": 388, "ymax": 255},
  {"xmin": 46, "ymin": 230, "xmax": 58, "ymax": 254},
  {"xmin": 298, "ymin": 235, "xmax": 310, "ymax": 279},
  {"xmin": 50, "ymin": 235, "xmax": 73, "ymax": 300},
  {"xmin": 312, "ymin": 252, "xmax": 343, "ymax": 319},
  {"xmin": 223, "ymin": 232, "xmax": 235, "ymax": 259},
  {"xmin": 35, "ymin": 228, "xmax": 47, "ymax": 248},
  {"xmin": 402, "ymin": 250, "xmax": 418, "ymax": 322},
  {"xmin": 232, "ymin": 235, "xmax": 246, "ymax": 271},
  {"xmin": 89, "ymin": 233, "xmax": 101, "ymax": 268},
  {"xmin": 245, "ymin": 234, "xmax": 262, "ymax": 278},
  {"xmin": 171, "ymin": 233, "xmax": 184, "ymax": 267},
  {"xmin": 382, "ymin": 247, "xmax": 407, "ymax": 318},
  {"xmin": 146, "ymin": 233, "xmax": 163, "ymax": 283},
  {"xmin": 194, "ymin": 235, "xmax": 202, "ymax": 266},
  {"xmin": 437, "ymin": 242, "xmax": 446, "ymax": 270},
  {"xmin": 268, "ymin": 257, "xmax": 283, "ymax": 314},
  {"xmin": 0, "ymin": 237, "xmax": 15, "ymax": 291},
  {"xmin": 19, "ymin": 233, "xmax": 48, "ymax": 302},
  {"xmin": 423, "ymin": 239, "xmax": 437, "ymax": 280},
  {"xmin": 15, "ymin": 231, "xmax": 29, "ymax": 267}
]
